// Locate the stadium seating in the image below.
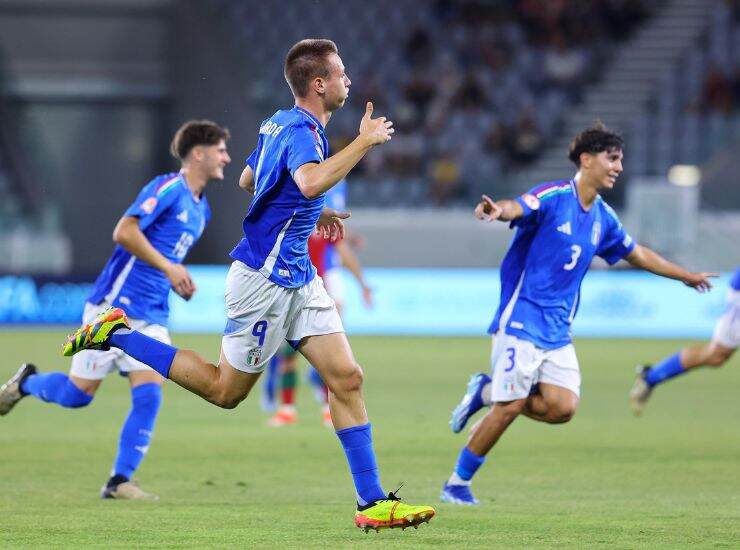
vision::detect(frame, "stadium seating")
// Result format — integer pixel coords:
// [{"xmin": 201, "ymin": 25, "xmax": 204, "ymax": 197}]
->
[{"xmin": 220, "ymin": 0, "xmax": 653, "ymax": 206}]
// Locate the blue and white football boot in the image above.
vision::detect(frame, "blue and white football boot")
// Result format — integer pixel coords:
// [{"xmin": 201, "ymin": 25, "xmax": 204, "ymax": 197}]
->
[
  {"xmin": 440, "ymin": 482, "xmax": 479, "ymax": 506},
  {"xmin": 450, "ymin": 372, "xmax": 491, "ymax": 434}
]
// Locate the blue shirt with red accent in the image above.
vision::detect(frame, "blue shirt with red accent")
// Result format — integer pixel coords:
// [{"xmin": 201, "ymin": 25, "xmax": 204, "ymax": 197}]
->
[
  {"xmin": 87, "ymin": 173, "xmax": 211, "ymax": 325},
  {"xmin": 231, "ymin": 106, "xmax": 329, "ymax": 288},
  {"xmin": 489, "ymin": 179, "xmax": 636, "ymax": 349}
]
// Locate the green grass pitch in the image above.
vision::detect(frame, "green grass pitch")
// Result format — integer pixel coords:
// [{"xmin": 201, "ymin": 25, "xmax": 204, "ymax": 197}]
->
[{"xmin": 1, "ymin": 332, "xmax": 739, "ymax": 548}]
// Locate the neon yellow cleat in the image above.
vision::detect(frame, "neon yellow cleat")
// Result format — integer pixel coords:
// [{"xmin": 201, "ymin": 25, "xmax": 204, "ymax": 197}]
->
[
  {"xmin": 61, "ymin": 307, "xmax": 131, "ymax": 357},
  {"xmin": 354, "ymin": 491, "xmax": 435, "ymax": 533}
]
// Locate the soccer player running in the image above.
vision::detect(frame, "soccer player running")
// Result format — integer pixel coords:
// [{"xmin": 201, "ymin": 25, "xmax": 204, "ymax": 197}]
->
[
  {"xmin": 441, "ymin": 124, "xmax": 716, "ymax": 506},
  {"xmin": 0, "ymin": 120, "xmax": 231, "ymax": 499},
  {"xmin": 630, "ymin": 266, "xmax": 738, "ymax": 414},
  {"xmin": 59, "ymin": 39, "xmax": 434, "ymax": 531}
]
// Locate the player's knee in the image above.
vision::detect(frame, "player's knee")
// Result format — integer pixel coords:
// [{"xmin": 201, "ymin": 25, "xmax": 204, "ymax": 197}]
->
[
  {"xmin": 706, "ymin": 348, "xmax": 732, "ymax": 367},
  {"xmin": 548, "ymin": 407, "xmax": 576, "ymax": 424},
  {"xmin": 332, "ymin": 361, "xmax": 364, "ymax": 395},
  {"xmin": 211, "ymin": 393, "xmax": 241, "ymax": 409},
  {"xmin": 207, "ymin": 386, "xmax": 243, "ymax": 409}
]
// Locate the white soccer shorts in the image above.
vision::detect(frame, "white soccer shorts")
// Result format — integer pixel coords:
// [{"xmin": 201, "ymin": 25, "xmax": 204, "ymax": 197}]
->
[
  {"xmin": 323, "ymin": 267, "xmax": 346, "ymax": 306},
  {"xmin": 221, "ymin": 261, "xmax": 344, "ymax": 374},
  {"xmin": 712, "ymin": 289, "xmax": 740, "ymax": 349},
  {"xmin": 489, "ymin": 332, "xmax": 581, "ymax": 402},
  {"xmin": 70, "ymin": 302, "xmax": 169, "ymax": 380}
]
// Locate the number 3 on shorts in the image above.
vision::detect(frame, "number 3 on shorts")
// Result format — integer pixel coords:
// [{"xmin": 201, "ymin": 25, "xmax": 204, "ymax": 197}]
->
[
  {"xmin": 504, "ymin": 347, "xmax": 516, "ymax": 372},
  {"xmin": 252, "ymin": 320, "xmax": 268, "ymax": 346}
]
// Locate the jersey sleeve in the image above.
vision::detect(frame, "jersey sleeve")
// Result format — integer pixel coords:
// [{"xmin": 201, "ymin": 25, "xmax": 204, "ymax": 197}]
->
[
  {"xmin": 246, "ymin": 146, "xmax": 258, "ymax": 170},
  {"xmin": 123, "ymin": 179, "xmax": 182, "ymax": 232},
  {"xmin": 510, "ymin": 186, "xmax": 545, "ymax": 229},
  {"xmin": 286, "ymin": 123, "xmax": 324, "ymax": 176},
  {"xmin": 597, "ymin": 205, "xmax": 636, "ymax": 265}
]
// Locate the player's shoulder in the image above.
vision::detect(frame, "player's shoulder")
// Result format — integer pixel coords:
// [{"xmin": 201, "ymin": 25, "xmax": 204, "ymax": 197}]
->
[
  {"xmin": 143, "ymin": 172, "xmax": 183, "ymax": 194},
  {"xmin": 529, "ymin": 179, "xmax": 573, "ymax": 201},
  {"xmin": 262, "ymin": 108, "xmax": 316, "ymax": 133},
  {"xmin": 595, "ymin": 195, "xmax": 620, "ymax": 223}
]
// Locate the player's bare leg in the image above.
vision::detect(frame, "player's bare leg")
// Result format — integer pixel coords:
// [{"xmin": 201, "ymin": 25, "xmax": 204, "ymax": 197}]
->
[
  {"xmin": 521, "ymin": 383, "xmax": 578, "ymax": 424},
  {"xmin": 466, "ymin": 398, "xmax": 526, "ymax": 456},
  {"xmin": 631, "ymin": 340, "xmax": 735, "ymax": 415},
  {"xmin": 167, "ymin": 348, "xmax": 261, "ymax": 409},
  {"xmin": 298, "ymin": 332, "xmax": 366, "ymax": 429},
  {"xmin": 299, "ymin": 331, "xmax": 434, "ymax": 530},
  {"xmin": 441, "ymin": 398, "xmax": 525, "ymax": 505},
  {"xmin": 680, "ymin": 342, "xmax": 735, "ymax": 370}
]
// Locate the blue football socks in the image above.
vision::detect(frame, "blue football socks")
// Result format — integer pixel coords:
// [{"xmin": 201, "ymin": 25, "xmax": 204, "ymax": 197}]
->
[
  {"xmin": 454, "ymin": 446, "xmax": 486, "ymax": 482},
  {"xmin": 113, "ymin": 383, "xmax": 162, "ymax": 480},
  {"xmin": 336, "ymin": 423, "xmax": 386, "ymax": 506},
  {"xmin": 109, "ymin": 331, "xmax": 177, "ymax": 379},
  {"xmin": 20, "ymin": 372, "xmax": 93, "ymax": 408},
  {"xmin": 645, "ymin": 352, "xmax": 685, "ymax": 387}
]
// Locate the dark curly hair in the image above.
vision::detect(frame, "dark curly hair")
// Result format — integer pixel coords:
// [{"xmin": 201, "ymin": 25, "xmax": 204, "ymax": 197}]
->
[{"xmin": 568, "ymin": 122, "xmax": 623, "ymax": 167}]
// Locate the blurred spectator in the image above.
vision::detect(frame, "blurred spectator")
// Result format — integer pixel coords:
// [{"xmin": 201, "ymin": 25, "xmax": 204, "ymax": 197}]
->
[
  {"xmin": 697, "ymin": 64, "xmax": 735, "ymax": 115},
  {"xmin": 543, "ymin": 33, "xmax": 589, "ymax": 90},
  {"xmin": 429, "ymin": 153, "xmax": 462, "ymax": 205},
  {"xmin": 508, "ymin": 108, "xmax": 545, "ymax": 165}
]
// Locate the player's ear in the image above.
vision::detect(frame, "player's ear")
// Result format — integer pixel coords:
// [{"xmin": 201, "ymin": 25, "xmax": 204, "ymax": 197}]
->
[
  {"xmin": 314, "ymin": 77, "xmax": 325, "ymax": 95},
  {"xmin": 579, "ymin": 152, "xmax": 592, "ymax": 169}
]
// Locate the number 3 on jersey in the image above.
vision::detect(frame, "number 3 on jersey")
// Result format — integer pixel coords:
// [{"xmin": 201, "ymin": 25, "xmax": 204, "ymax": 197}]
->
[{"xmin": 563, "ymin": 244, "xmax": 581, "ymax": 271}]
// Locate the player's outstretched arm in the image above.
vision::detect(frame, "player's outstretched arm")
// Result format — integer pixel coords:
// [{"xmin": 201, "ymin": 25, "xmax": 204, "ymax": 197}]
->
[
  {"xmin": 474, "ymin": 194, "xmax": 523, "ymax": 222},
  {"xmin": 625, "ymin": 244, "xmax": 717, "ymax": 292},
  {"xmin": 113, "ymin": 216, "xmax": 196, "ymax": 300},
  {"xmin": 238, "ymin": 165, "xmax": 255, "ymax": 194},
  {"xmin": 294, "ymin": 102, "xmax": 393, "ymax": 199}
]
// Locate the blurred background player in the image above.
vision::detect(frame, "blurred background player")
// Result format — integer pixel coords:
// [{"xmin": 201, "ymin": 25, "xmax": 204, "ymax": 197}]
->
[
  {"xmin": 630, "ymin": 265, "xmax": 739, "ymax": 414},
  {"xmin": 440, "ymin": 124, "xmax": 716, "ymax": 506},
  {"xmin": 0, "ymin": 120, "xmax": 231, "ymax": 499},
  {"xmin": 264, "ymin": 177, "xmax": 373, "ymax": 427}
]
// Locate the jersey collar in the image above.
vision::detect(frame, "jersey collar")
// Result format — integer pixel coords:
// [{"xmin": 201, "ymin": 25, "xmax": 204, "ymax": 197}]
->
[{"xmin": 294, "ymin": 106, "xmax": 324, "ymax": 131}]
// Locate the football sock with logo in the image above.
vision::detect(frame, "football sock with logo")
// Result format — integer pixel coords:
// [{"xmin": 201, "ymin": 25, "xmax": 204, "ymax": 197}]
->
[
  {"xmin": 281, "ymin": 371, "xmax": 296, "ymax": 406},
  {"xmin": 112, "ymin": 383, "xmax": 162, "ymax": 480},
  {"xmin": 109, "ymin": 331, "xmax": 177, "ymax": 379},
  {"xmin": 20, "ymin": 372, "xmax": 93, "ymax": 408},
  {"xmin": 336, "ymin": 423, "xmax": 386, "ymax": 506},
  {"xmin": 449, "ymin": 446, "xmax": 486, "ymax": 485},
  {"xmin": 645, "ymin": 353, "xmax": 685, "ymax": 388}
]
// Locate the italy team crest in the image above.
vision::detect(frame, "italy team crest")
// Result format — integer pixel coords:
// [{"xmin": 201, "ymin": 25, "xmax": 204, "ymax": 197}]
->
[
  {"xmin": 247, "ymin": 347, "xmax": 263, "ymax": 367},
  {"xmin": 591, "ymin": 222, "xmax": 601, "ymax": 245}
]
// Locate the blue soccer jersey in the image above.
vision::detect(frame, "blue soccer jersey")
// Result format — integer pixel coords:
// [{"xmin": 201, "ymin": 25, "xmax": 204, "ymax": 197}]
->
[
  {"xmin": 489, "ymin": 179, "xmax": 636, "ymax": 349},
  {"xmin": 88, "ymin": 173, "xmax": 211, "ymax": 325},
  {"xmin": 230, "ymin": 106, "xmax": 329, "ymax": 288}
]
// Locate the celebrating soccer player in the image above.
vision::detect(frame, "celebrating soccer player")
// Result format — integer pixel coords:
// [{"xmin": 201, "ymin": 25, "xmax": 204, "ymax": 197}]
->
[
  {"xmin": 0, "ymin": 120, "xmax": 231, "ymax": 499},
  {"xmin": 630, "ymin": 265, "xmax": 738, "ymax": 414},
  {"xmin": 58, "ymin": 39, "xmax": 434, "ymax": 531},
  {"xmin": 440, "ymin": 123, "xmax": 716, "ymax": 506}
]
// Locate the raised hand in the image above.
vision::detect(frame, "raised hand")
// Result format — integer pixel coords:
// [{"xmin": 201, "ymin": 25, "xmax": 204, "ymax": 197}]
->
[
  {"xmin": 683, "ymin": 272, "xmax": 718, "ymax": 293},
  {"xmin": 474, "ymin": 194, "xmax": 503, "ymax": 222},
  {"xmin": 359, "ymin": 102, "xmax": 394, "ymax": 146}
]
